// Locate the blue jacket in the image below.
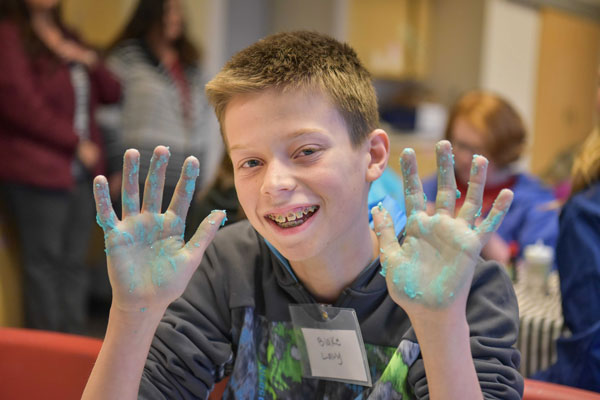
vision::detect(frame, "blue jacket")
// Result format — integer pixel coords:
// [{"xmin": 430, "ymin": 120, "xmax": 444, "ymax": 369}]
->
[
  {"xmin": 422, "ymin": 173, "xmax": 559, "ymax": 260},
  {"xmin": 533, "ymin": 182, "xmax": 600, "ymax": 392}
]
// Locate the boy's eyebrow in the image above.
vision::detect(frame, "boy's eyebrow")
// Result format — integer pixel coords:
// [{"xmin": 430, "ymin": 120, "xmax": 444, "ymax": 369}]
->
[{"xmin": 228, "ymin": 128, "xmax": 326, "ymax": 152}]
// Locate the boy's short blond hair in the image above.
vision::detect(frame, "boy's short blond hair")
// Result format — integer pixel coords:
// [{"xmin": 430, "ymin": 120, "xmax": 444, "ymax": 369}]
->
[{"xmin": 205, "ymin": 31, "xmax": 379, "ymax": 147}]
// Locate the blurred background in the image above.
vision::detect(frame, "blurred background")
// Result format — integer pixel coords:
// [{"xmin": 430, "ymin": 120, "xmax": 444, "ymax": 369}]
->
[{"xmin": 59, "ymin": 0, "xmax": 600, "ymax": 177}]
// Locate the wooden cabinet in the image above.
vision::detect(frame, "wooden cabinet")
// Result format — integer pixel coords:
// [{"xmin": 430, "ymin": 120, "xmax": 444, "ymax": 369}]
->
[
  {"xmin": 532, "ymin": 8, "xmax": 600, "ymax": 174},
  {"xmin": 347, "ymin": 0, "xmax": 431, "ymax": 80}
]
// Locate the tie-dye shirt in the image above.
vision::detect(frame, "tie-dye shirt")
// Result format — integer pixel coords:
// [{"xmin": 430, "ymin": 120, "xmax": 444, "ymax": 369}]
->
[{"xmin": 139, "ymin": 221, "xmax": 523, "ymax": 399}]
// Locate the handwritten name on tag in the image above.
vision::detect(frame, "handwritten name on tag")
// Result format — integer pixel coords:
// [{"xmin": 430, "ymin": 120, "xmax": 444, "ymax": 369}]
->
[{"xmin": 301, "ymin": 328, "xmax": 368, "ymax": 382}]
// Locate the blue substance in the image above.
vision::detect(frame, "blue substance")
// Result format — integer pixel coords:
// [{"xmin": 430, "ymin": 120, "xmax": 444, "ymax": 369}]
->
[
  {"xmin": 122, "ymin": 193, "xmax": 136, "ymax": 212},
  {"xmin": 184, "ymin": 163, "xmax": 198, "ymax": 196},
  {"xmin": 147, "ymin": 225, "xmax": 161, "ymax": 244},
  {"xmin": 148, "ymin": 153, "xmax": 169, "ymax": 201},
  {"xmin": 476, "ymin": 210, "xmax": 505, "ymax": 233},
  {"xmin": 471, "ymin": 154, "xmax": 480, "ymax": 175},
  {"xmin": 170, "ymin": 215, "xmax": 184, "ymax": 230},
  {"xmin": 146, "ymin": 214, "xmax": 165, "ymax": 243},
  {"xmin": 154, "ymin": 153, "xmax": 169, "ymax": 169},
  {"xmin": 148, "ymin": 173, "xmax": 158, "ymax": 199},
  {"xmin": 128, "ymin": 158, "xmax": 139, "ymax": 186},
  {"xmin": 377, "ymin": 201, "xmax": 383, "ymax": 211},
  {"xmin": 153, "ymin": 214, "xmax": 165, "ymax": 230},
  {"xmin": 474, "ymin": 206, "xmax": 482, "ymax": 219},
  {"xmin": 96, "ymin": 213, "xmax": 119, "ymax": 248},
  {"xmin": 430, "ymin": 265, "xmax": 453, "ymax": 305},
  {"xmin": 95, "ymin": 213, "xmax": 116, "ymax": 231},
  {"xmin": 140, "ymin": 307, "xmax": 146, "ymax": 313},
  {"xmin": 168, "ymin": 257, "xmax": 177, "ymax": 271},
  {"xmin": 210, "ymin": 209, "xmax": 228, "ymax": 227},
  {"xmin": 121, "ymin": 231, "xmax": 135, "ymax": 246},
  {"xmin": 423, "ymin": 192, "xmax": 427, "ymax": 203},
  {"xmin": 393, "ymin": 250, "xmax": 423, "ymax": 299},
  {"xmin": 135, "ymin": 221, "xmax": 145, "ymax": 240},
  {"xmin": 401, "ymin": 150, "xmax": 413, "ymax": 176},
  {"xmin": 416, "ymin": 216, "xmax": 428, "ymax": 235},
  {"xmin": 376, "ymin": 231, "xmax": 381, "ymax": 237},
  {"xmin": 456, "ymin": 189, "xmax": 461, "ymax": 199},
  {"xmin": 151, "ymin": 260, "xmax": 164, "ymax": 287},
  {"xmin": 380, "ymin": 259, "xmax": 389, "ymax": 277}
]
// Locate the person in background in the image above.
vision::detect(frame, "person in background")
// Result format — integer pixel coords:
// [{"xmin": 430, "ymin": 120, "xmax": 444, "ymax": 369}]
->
[
  {"xmin": 105, "ymin": 0, "xmax": 222, "ymax": 213},
  {"xmin": 533, "ymin": 126, "xmax": 600, "ymax": 392},
  {"xmin": 0, "ymin": 0, "xmax": 120, "ymax": 333},
  {"xmin": 422, "ymin": 90, "xmax": 559, "ymax": 266}
]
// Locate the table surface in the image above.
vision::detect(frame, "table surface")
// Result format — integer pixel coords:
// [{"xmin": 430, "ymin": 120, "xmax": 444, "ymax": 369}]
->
[{"xmin": 514, "ymin": 270, "xmax": 565, "ymax": 378}]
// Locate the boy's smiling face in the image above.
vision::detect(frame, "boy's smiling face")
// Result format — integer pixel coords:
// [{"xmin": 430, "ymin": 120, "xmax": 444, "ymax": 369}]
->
[{"xmin": 225, "ymin": 88, "xmax": 381, "ymax": 263}]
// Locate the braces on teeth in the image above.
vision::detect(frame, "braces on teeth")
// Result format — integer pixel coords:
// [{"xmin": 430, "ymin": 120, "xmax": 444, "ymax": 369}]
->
[{"xmin": 269, "ymin": 206, "xmax": 318, "ymax": 223}]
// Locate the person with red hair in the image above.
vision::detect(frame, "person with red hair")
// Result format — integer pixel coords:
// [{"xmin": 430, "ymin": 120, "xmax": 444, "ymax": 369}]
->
[{"xmin": 423, "ymin": 91, "xmax": 558, "ymax": 265}]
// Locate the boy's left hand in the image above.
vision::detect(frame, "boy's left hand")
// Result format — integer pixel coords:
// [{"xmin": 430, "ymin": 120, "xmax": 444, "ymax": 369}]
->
[{"xmin": 372, "ymin": 140, "xmax": 513, "ymax": 317}]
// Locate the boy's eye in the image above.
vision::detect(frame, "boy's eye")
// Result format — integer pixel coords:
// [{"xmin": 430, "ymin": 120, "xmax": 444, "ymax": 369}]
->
[
  {"xmin": 241, "ymin": 159, "xmax": 262, "ymax": 168},
  {"xmin": 295, "ymin": 147, "xmax": 320, "ymax": 158}
]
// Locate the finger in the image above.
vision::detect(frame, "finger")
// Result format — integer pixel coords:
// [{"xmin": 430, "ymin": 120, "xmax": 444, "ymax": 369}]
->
[
  {"xmin": 371, "ymin": 203, "xmax": 401, "ymax": 276},
  {"xmin": 404, "ymin": 209, "xmax": 433, "ymax": 239},
  {"xmin": 434, "ymin": 140, "xmax": 458, "ymax": 215},
  {"xmin": 475, "ymin": 189, "xmax": 514, "ymax": 243},
  {"xmin": 184, "ymin": 210, "xmax": 227, "ymax": 256},
  {"xmin": 93, "ymin": 175, "xmax": 119, "ymax": 234},
  {"xmin": 167, "ymin": 156, "xmax": 200, "ymax": 231},
  {"xmin": 457, "ymin": 155, "xmax": 488, "ymax": 226},
  {"xmin": 400, "ymin": 148, "xmax": 425, "ymax": 215},
  {"xmin": 121, "ymin": 149, "xmax": 140, "ymax": 218},
  {"xmin": 142, "ymin": 146, "xmax": 170, "ymax": 214}
]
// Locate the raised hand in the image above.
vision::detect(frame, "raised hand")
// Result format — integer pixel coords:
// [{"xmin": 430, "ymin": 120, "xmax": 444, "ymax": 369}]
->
[
  {"xmin": 93, "ymin": 146, "xmax": 226, "ymax": 314},
  {"xmin": 372, "ymin": 140, "xmax": 513, "ymax": 312}
]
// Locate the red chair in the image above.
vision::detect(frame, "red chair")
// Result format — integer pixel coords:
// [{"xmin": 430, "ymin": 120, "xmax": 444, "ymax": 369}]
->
[
  {"xmin": 524, "ymin": 378, "xmax": 600, "ymax": 400},
  {"xmin": 0, "ymin": 327, "xmax": 102, "ymax": 400},
  {"xmin": 209, "ymin": 377, "xmax": 229, "ymax": 400}
]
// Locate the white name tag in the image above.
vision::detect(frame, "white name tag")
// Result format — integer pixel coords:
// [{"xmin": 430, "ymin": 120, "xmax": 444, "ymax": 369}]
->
[
  {"xmin": 289, "ymin": 304, "xmax": 372, "ymax": 386},
  {"xmin": 301, "ymin": 328, "xmax": 369, "ymax": 383}
]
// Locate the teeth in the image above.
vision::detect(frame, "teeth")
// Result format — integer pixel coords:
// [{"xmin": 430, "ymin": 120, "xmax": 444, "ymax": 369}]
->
[{"xmin": 269, "ymin": 206, "xmax": 318, "ymax": 224}]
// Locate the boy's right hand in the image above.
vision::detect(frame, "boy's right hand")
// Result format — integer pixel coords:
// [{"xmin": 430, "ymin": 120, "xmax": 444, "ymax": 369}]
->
[{"xmin": 93, "ymin": 146, "xmax": 226, "ymax": 315}]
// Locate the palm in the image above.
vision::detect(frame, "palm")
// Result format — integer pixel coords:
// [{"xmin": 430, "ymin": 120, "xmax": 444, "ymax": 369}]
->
[
  {"xmin": 94, "ymin": 147, "xmax": 225, "ymax": 312},
  {"xmin": 103, "ymin": 212, "xmax": 187, "ymax": 309},
  {"xmin": 373, "ymin": 141, "xmax": 513, "ymax": 310},
  {"xmin": 384, "ymin": 212, "xmax": 482, "ymax": 307}
]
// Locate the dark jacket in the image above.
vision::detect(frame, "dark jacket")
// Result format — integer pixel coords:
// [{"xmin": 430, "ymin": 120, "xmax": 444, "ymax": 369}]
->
[{"xmin": 140, "ymin": 220, "xmax": 524, "ymax": 399}]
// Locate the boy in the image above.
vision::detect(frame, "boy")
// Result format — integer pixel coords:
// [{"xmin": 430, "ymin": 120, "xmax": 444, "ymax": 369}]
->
[{"xmin": 83, "ymin": 31, "xmax": 522, "ymax": 399}]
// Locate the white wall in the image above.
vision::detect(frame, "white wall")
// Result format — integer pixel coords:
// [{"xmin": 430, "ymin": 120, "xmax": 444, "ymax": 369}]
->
[{"xmin": 480, "ymin": 0, "xmax": 541, "ymax": 140}]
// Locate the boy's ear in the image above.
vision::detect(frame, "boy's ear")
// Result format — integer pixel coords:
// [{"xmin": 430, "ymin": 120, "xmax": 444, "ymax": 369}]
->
[{"xmin": 365, "ymin": 129, "xmax": 390, "ymax": 183}]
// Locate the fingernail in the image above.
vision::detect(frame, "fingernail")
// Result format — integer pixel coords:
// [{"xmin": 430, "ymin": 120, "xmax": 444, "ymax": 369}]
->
[{"xmin": 210, "ymin": 209, "xmax": 228, "ymax": 227}]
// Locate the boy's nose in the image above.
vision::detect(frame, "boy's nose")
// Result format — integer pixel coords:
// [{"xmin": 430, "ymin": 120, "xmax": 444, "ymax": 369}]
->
[{"xmin": 260, "ymin": 161, "xmax": 296, "ymax": 196}]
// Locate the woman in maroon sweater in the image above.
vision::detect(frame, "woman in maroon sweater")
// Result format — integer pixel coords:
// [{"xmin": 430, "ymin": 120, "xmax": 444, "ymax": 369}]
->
[{"xmin": 0, "ymin": 0, "xmax": 120, "ymax": 333}]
